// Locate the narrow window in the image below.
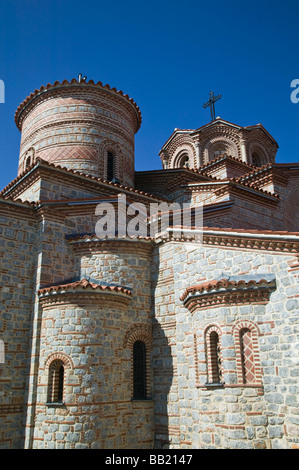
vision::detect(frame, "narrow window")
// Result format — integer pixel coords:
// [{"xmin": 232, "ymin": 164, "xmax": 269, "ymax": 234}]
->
[
  {"xmin": 48, "ymin": 360, "xmax": 65, "ymax": 403},
  {"xmin": 209, "ymin": 331, "xmax": 222, "ymax": 383},
  {"xmin": 133, "ymin": 341, "xmax": 146, "ymax": 399},
  {"xmin": 179, "ymin": 155, "xmax": 189, "ymax": 168},
  {"xmin": 57, "ymin": 365, "xmax": 64, "ymax": 402},
  {"xmin": 240, "ymin": 328, "xmax": 255, "ymax": 384},
  {"xmin": 252, "ymin": 152, "xmax": 262, "ymax": 167},
  {"xmin": 25, "ymin": 156, "xmax": 31, "ymax": 168},
  {"xmin": 107, "ymin": 151, "xmax": 114, "ymax": 181}
]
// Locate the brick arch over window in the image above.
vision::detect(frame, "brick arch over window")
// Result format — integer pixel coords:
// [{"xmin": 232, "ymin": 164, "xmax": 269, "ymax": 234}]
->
[
  {"xmin": 171, "ymin": 146, "xmax": 195, "ymax": 169},
  {"xmin": 248, "ymin": 141, "xmax": 269, "ymax": 167},
  {"xmin": 45, "ymin": 353, "xmax": 73, "ymax": 404},
  {"xmin": 204, "ymin": 324, "xmax": 224, "ymax": 384},
  {"xmin": 233, "ymin": 321, "xmax": 262, "ymax": 385},
  {"xmin": 204, "ymin": 137, "xmax": 239, "ymax": 164},
  {"xmin": 23, "ymin": 147, "xmax": 35, "ymax": 171},
  {"xmin": 99, "ymin": 140, "xmax": 123, "ymax": 183},
  {"xmin": 124, "ymin": 324, "xmax": 152, "ymax": 399},
  {"xmin": 44, "ymin": 352, "xmax": 73, "ymax": 371}
]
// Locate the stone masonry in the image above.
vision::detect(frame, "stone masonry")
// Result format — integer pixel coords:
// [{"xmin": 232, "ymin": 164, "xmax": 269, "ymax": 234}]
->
[{"xmin": 0, "ymin": 77, "xmax": 298, "ymax": 449}]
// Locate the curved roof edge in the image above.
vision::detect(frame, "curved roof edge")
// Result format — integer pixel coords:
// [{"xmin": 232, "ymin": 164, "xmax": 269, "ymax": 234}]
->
[{"xmin": 14, "ymin": 78, "xmax": 142, "ymax": 132}]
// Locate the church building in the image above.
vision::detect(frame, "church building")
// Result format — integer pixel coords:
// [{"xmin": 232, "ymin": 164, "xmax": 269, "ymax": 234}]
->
[{"xmin": 0, "ymin": 77, "xmax": 298, "ymax": 449}]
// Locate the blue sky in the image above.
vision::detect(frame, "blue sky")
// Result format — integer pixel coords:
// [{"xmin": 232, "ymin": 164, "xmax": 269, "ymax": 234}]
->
[{"xmin": 0, "ymin": 0, "xmax": 299, "ymax": 190}]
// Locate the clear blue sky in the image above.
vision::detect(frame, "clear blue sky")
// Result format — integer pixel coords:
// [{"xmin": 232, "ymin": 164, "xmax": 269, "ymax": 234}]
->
[{"xmin": 0, "ymin": 0, "xmax": 299, "ymax": 190}]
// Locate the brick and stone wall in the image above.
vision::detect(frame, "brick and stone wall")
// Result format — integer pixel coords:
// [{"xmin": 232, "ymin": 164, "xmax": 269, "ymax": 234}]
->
[
  {"xmin": 0, "ymin": 200, "xmax": 37, "ymax": 449},
  {"xmin": 29, "ymin": 238, "xmax": 155, "ymax": 449},
  {"xmin": 152, "ymin": 239, "xmax": 299, "ymax": 449},
  {"xmin": 15, "ymin": 80, "xmax": 141, "ymax": 188},
  {"xmin": 32, "ymin": 295, "xmax": 154, "ymax": 449}
]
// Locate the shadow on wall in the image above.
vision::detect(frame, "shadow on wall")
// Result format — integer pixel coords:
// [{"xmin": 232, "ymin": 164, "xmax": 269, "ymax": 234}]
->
[
  {"xmin": 152, "ymin": 317, "xmax": 174, "ymax": 449},
  {"xmin": 283, "ymin": 186, "xmax": 299, "ymax": 231}
]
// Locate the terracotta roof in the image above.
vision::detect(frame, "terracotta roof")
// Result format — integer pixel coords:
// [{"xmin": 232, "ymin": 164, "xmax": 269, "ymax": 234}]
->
[
  {"xmin": 38, "ymin": 278, "xmax": 132, "ymax": 297},
  {"xmin": 180, "ymin": 277, "xmax": 275, "ymax": 302},
  {"xmin": 228, "ymin": 178, "xmax": 280, "ymax": 199},
  {"xmin": 160, "ymin": 119, "xmax": 278, "ymax": 151},
  {"xmin": 0, "ymin": 158, "xmax": 168, "ymax": 202},
  {"xmin": 0, "ymin": 195, "xmax": 36, "ymax": 208},
  {"xmin": 197, "ymin": 153, "xmax": 256, "ymax": 172},
  {"xmin": 15, "ymin": 78, "xmax": 142, "ymax": 131},
  {"xmin": 136, "ymin": 158, "xmax": 279, "ymax": 199}
]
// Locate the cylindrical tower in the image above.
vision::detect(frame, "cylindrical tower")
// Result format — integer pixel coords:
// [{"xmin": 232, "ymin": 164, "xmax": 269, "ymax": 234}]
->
[
  {"xmin": 32, "ymin": 238, "xmax": 154, "ymax": 449},
  {"xmin": 15, "ymin": 78, "xmax": 142, "ymax": 188}
]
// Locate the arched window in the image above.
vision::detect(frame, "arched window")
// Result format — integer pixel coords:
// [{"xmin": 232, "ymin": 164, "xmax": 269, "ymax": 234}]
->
[
  {"xmin": 25, "ymin": 156, "xmax": 31, "ymax": 168},
  {"xmin": 205, "ymin": 325, "xmax": 223, "ymax": 385},
  {"xmin": 179, "ymin": 155, "xmax": 189, "ymax": 168},
  {"xmin": 233, "ymin": 320, "xmax": 262, "ymax": 386},
  {"xmin": 209, "ymin": 331, "xmax": 222, "ymax": 383},
  {"xmin": 133, "ymin": 340, "xmax": 147, "ymax": 399},
  {"xmin": 252, "ymin": 152, "xmax": 262, "ymax": 167},
  {"xmin": 240, "ymin": 328, "xmax": 256, "ymax": 384},
  {"xmin": 107, "ymin": 151, "xmax": 114, "ymax": 181},
  {"xmin": 57, "ymin": 365, "xmax": 64, "ymax": 402},
  {"xmin": 214, "ymin": 148, "xmax": 227, "ymax": 158},
  {"xmin": 211, "ymin": 142, "xmax": 230, "ymax": 160},
  {"xmin": 47, "ymin": 359, "xmax": 65, "ymax": 403}
]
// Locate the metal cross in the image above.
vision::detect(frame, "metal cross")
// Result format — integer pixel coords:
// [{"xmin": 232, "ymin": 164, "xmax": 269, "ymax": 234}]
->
[
  {"xmin": 203, "ymin": 91, "xmax": 222, "ymax": 121},
  {"xmin": 78, "ymin": 73, "xmax": 87, "ymax": 83}
]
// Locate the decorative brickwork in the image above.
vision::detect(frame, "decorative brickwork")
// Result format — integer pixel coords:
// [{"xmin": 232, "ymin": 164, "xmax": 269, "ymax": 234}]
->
[
  {"xmin": 1, "ymin": 77, "xmax": 299, "ymax": 449},
  {"xmin": 204, "ymin": 324, "xmax": 224, "ymax": 384},
  {"xmin": 124, "ymin": 324, "xmax": 153, "ymax": 400},
  {"xmin": 160, "ymin": 119, "xmax": 278, "ymax": 170},
  {"xmin": 233, "ymin": 320, "xmax": 262, "ymax": 386},
  {"xmin": 15, "ymin": 79, "xmax": 141, "ymax": 188}
]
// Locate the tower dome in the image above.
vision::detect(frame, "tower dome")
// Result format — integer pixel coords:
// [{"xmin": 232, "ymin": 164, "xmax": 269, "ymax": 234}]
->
[{"xmin": 15, "ymin": 78, "xmax": 142, "ymax": 188}]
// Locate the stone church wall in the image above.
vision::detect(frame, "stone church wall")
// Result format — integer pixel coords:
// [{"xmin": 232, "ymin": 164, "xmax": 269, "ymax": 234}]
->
[
  {"xmin": 0, "ymin": 202, "xmax": 37, "ymax": 448},
  {"xmin": 30, "ymin": 239, "xmax": 155, "ymax": 448},
  {"xmin": 152, "ymin": 240, "xmax": 299, "ymax": 449}
]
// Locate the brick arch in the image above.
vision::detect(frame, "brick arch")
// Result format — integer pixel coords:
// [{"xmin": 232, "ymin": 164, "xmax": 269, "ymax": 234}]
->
[
  {"xmin": 45, "ymin": 353, "xmax": 73, "ymax": 404},
  {"xmin": 232, "ymin": 320, "xmax": 262, "ymax": 385},
  {"xmin": 123, "ymin": 323, "xmax": 152, "ymax": 349},
  {"xmin": 203, "ymin": 136, "xmax": 239, "ymax": 163},
  {"xmin": 123, "ymin": 324, "xmax": 152, "ymax": 399},
  {"xmin": 98, "ymin": 140, "xmax": 124, "ymax": 182},
  {"xmin": 22, "ymin": 147, "xmax": 35, "ymax": 171},
  {"xmin": 247, "ymin": 140, "xmax": 270, "ymax": 166},
  {"xmin": 170, "ymin": 144, "xmax": 196, "ymax": 169},
  {"xmin": 204, "ymin": 324, "xmax": 224, "ymax": 384},
  {"xmin": 44, "ymin": 352, "xmax": 74, "ymax": 371}
]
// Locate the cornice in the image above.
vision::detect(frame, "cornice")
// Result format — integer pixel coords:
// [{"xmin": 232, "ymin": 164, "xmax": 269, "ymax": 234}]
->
[
  {"xmin": 15, "ymin": 78, "xmax": 142, "ymax": 132},
  {"xmin": 158, "ymin": 226, "xmax": 299, "ymax": 254},
  {"xmin": 181, "ymin": 277, "xmax": 276, "ymax": 312},
  {"xmin": 0, "ymin": 158, "xmax": 168, "ymax": 203},
  {"xmin": 38, "ymin": 278, "xmax": 133, "ymax": 305},
  {"xmin": 235, "ymin": 164, "xmax": 289, "ymax": 187}
]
